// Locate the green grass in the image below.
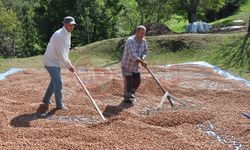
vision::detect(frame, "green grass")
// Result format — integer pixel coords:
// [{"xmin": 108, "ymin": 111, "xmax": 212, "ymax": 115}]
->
[
  {"xmin": 71, "ymin": 38, "xmax": 124, "ymax": 67},
  {"xmin": 71, "ymin": 33, "xmax": 249, "ymax": 80},
  {"xmin": 165, "ymin": 15, "xmax": 188, "ymax": 33},
  {"xmin": 148, "ymin": 33, "xmax": 250, "ymax": 80},
  {"xmin": 165, "ymin": 1, "xmax": 250, "ymax": 32},
  {"xmin": 0, "ymin": 55, "xmax": 44, "ymax": 73},
  {"xmin": 240, "ymin": 0, "xmax": 250, "ymax": 12},
  {"xmin": 211, "ymin": 0, "xmax": 250, "ymax": 27}
]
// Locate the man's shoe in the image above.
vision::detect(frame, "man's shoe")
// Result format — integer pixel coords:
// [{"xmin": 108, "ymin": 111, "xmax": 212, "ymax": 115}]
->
[
  {"xmin": 123, "ymin": 99, "xmax": 133, "ymax": 104},
  {"xmin": 43, "ymin": 101, "xmax": 51, "ymax": 105},
  {"xmin": 123, "ymin": 97, "xmax": 137, "ymax": 103},
  {"xmin": 131, "ymin": 94, "xmax": 135, "ymax": 99},
  {"xmin": 131, "ymin": 98, "xmax": 137, "ymax": 103},
  {"xmin": 56, "ymin": 106, "xmax": 69, "ymax": 111}
]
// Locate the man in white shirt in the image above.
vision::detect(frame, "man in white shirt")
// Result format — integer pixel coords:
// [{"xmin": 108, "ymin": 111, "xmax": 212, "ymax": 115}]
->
[{"xmin": 43, "ymin": 16, "xmax": 76, "ymax": 110}]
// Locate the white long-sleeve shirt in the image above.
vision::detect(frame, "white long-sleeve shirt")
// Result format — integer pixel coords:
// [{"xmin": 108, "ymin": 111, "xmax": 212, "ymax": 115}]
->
[{"xmin": 44, "ymin": 27, "xmax": 72, "ymax": 68}]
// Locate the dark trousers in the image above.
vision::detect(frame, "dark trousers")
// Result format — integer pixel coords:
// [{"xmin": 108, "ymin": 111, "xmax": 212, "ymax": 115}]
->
[{"xmin": 122, "ymin": 67, "xmax": 141, "ymax": 100}]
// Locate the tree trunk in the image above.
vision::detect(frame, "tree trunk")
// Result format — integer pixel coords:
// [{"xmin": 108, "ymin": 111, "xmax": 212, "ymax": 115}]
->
[
  {"xmin": 246, "ymin": 18, "xmax": 250, "ymax": 71},
  {"xmin": 156, "ymin": 7, "xmax": 160, "ymax": 23},
  {"xmin": 188, "ymin": 0, "xmax": 199, "ymax": 23},
  {"xmin": 136, "ymin": 0, "xmax": 144, "ymax": 25},
  {"xmin": 12, "ymin": 33, "xmax": 15, "ymax": 56},
  {"xmin": 139, "ymin": 8, "xmax": 144, "ymax": 24},
  {"xmin": 248, "ymin": 18, "xmax": 250, "ymax": 34}
]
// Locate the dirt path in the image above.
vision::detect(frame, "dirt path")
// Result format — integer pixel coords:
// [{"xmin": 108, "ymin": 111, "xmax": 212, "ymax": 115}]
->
[{"xmin": 0, "ymin": 65, "xmax": 249, "ymax": 149}]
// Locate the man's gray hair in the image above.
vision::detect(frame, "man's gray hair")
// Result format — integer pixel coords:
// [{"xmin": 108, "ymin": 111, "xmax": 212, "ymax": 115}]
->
[{"xmin": 136, "ymin": 25, "xmax": 146, "ymax": 32}]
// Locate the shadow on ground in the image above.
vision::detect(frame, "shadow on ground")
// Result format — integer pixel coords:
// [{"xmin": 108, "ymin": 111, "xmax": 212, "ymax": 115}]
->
[
  {"xmin": 10, "ymin": 104, "xmax": 58, "ymax": 127},
  {"xmin": 103, "ymin": 101, "xmax": 133, "ymax": 118}
]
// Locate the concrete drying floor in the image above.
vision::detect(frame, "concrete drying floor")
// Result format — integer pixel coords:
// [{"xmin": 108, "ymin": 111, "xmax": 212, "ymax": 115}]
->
[{"xmin": 0, "ymin": 64, "xmax": 249, "ymax": 149}]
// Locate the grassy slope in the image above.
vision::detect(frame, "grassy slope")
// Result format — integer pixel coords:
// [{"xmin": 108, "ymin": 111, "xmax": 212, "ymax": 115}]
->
[
  {"xmin": 0, "ymin": 55, "xmax": 44, "ymax": 72},
  {"xmin": 1, "ymin": 33, "xmax": 249, "ymax": 80},
  {"xmin": 72, "ymin": 33, "xmax": 249, "ymax": 80},
  {"xmin": 209, "ymin": 0, "xmax": 250, "ymax": 27},
  {"xmin": 165, "ymin": 15, "xmax": 188, "ymax": 33}
]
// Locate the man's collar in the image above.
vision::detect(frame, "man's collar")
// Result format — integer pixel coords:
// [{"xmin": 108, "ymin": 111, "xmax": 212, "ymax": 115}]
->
[
  {"xmin": 62, "ymin": 26, "xmax": 71, "ymax": 35},
  {"xmin": 134, "ymin": 35, "xmax": 144, "ymax": 42}
]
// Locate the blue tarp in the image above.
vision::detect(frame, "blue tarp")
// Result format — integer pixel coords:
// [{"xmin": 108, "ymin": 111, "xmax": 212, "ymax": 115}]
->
[
  {"xmin": 2, "ymin": 62, "xmax": 250, "ymax": 86},
  {"xmin": 242, "ymin": 113, "xmax": 250, "ymax": 119},
  {"xmin": 186, "ymin": 22, "xmax": 211, "ymax": 33},
  {"xmin": 0, "ymin": 68, "xmax": 23, "ymax": 80},
  {"xmin": 165, "ymin": 61, "xmax": 250, "ymax": 87}
]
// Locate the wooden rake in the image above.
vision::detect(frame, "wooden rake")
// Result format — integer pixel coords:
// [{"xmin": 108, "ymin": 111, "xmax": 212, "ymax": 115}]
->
[
  {"xmin": 145, "ymin": 65, "xmax": 188, "ymax": 111},
  {"xmin": 74, "ymin": 72, "xmax": 106, "ymax": 121}
]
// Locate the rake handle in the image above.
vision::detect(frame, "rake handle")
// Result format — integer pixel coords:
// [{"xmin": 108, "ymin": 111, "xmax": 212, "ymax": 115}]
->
[
  {"xmin": 74, "ymin": 72, "xmax": 106, "ymax": 121},
  {"xmin": 145, "ymin": 66, "xmax": 166, "ymax": 93},
  {"xmin": 145, "ymin": 65, "xmax": 174, "ymax": 107}
]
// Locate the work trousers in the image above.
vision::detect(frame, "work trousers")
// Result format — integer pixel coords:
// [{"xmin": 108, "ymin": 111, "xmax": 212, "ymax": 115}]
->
[
  {"xmin": 43, "ymin": 66, "xmax": 63, "ymax": 108},
  {"xmin": 122, "ymin": 67, "xmax": 141, "ymax": 100}
]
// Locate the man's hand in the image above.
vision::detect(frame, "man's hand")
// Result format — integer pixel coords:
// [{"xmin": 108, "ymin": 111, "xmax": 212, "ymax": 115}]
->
[
  {"xmin": 69, "ymin": 66, "xmax": 75, "ymax": 73},
  {"xmin": 141, "ymin": 61, "xmax": 147, "ymax": 68},
  {"xmin": 137, "ymin": 59, "xmax": 147, "ymax": 68}
]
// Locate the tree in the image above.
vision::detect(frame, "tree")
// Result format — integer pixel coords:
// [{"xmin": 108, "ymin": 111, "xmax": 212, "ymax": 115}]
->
[
  {"xmin": 117, "ymin": 0, "xmax": 140, "ymax": 35},
  {"xmin": 135, "ymin": 0, "xmax": 171, "ymax": 24},
  {"xmin": 187, "ymin": 0, "xmax": 199, "ymax": 23},
  {"xmin": 216, "ymin": 18, "xmax": 250, "ymax": 73},
  {"xmin": 35, "ymin": 0, "xmax": 126, "ymax": 48},
  {"xmin": 0, "ymin": 0, "xmax": 43, "ymax": 57},
  {"xmin": 225, "ymin": 19, "xmax": 250, "ymax": 71},
  {"xmin": 0, "ymin": 0, "xmax": 20, "ymax": 56},
  {"xmin": 170, "ymin": 0, "xmax": 225, "ymax": 23},
  {"xmin": 205, "ymin": 0, "xmax": 248, "ymax": 22},
  {"xmin": 135, "ymin": 0, "xmax": 144, "ymax": 24},
  {"xmin": 102, "ymin": 0, "xmax": 124, "ymax": 37},
  {"xmin": 18, "ymin": 2, "xmax": 43, "ymax": 57},
  {"xmin": 35, "ymin": 0, "xmax": 79, "ymax": 45}
]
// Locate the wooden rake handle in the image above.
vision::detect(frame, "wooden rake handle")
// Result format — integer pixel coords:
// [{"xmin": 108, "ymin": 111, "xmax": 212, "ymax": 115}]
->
[
  {"xmin": 74, "ymin": 72, "xmax": 106, "ymax": 121},
  {"xmin": 145, "ymin": 66, "xmax": 166, "ymax": 93},
  {"xmin": 145, "ymin": 65, "xmax": 174, "ymax": 107}
]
